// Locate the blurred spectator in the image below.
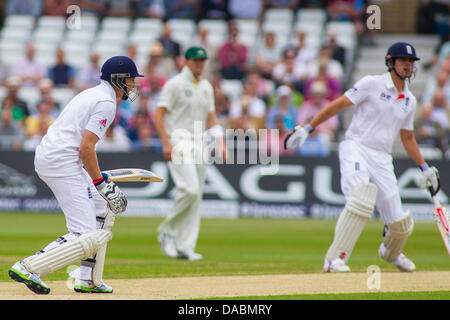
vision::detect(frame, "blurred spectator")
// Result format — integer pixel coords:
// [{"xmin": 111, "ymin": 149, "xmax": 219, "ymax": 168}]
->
[
  {"xmin": 140, "ymin": 43, "xmax": 170, "ymax": 100},
  {"xmin": 128, "ymin": 109, "xmax": 154, "ymax": 142},
  {"xmin": 218, "ymin": 23, "xmax": 249, "ymax": 80},
  {"xmin": 200, "ymin": 0, "xmax": 230, "ymax": 19},
  {"xmin": 37, "ymin": 79, "xmax": 60, "ymax": 117},
  {"xmin": 254, "ymin": 31, "xmax": 282, "ymax": 79},
  {"xmin": 7, "ymin": 0, "xmax": 42, "ymax": 17},
  {"xmin": 126, "ymin": 44, "xmax": 145, "ymax": 75},
  {"xmin": 96, "ymin": 123, "xmax": 132, "ymax": 152},
  {"xmin": 324, "ymin": 31, "xmax": 347, "ymax": 69},
  {"xmin": 415, "ymin": 104, "xmax": 447, "ymax": 152},
  {"xmin": 191, "ymin": 27, "xmax": 219, "ymax": 80},
  {"xmin": 23, "ymin": 118, "xmax": 49, "ymax": 151},
  {"xmin": 246, "ymin": 68, "xmax": 274, "ymax": 103},
  {"xmin": 228, "ymin": 0, "xmax": 263, "ymax": 19},
  {"xmin": 165, "ymin": 0, "xmax": 200, "ymax": 20},
  {"xmin": 326, "ymin": 0, "xmax": 365, "ymax": 36},
  {"xmin": 158, "ymin": 23, "xmax": 182, "ymax": 62},
  {"xmin": 266, "ymin": 85, "xmax": 297, "ymax": 131},
  {"xmin": 422, "ymin": 69, "xmax": 450, "ymax": 104},
  {"xmin": 214, "ymin": 88, "xmax": 232, "ymax": 129},
  {"xmin": 264, "ymin": 0, "xmax": 298, "ymax": 10},
  {"xmin": 265, "ymin": 115, "xmax": 295, "ymax": 156},
  {"xmin": 429, "ymin": 89, "xmax": 449, "ymax": 132},
  {"xmin": 75, "ymin": 0, "xmax": 106, "ymax": 18},
  {"xmin": 272, "ymin": 47, "xmax": 304, "ymax": 92},
  {"xmin": 24, "ymin": 101, "xmax": 56, "ymax": 137},
  {"xmin": 131, "ymin": 122, "xmax": 158, "ymax": 151},
  {"xmin": 0, "ymin": 54, "xmax": 10, "ymax": 86},
  {"xmin": 299, "ymin": 46, "xmax": 344, "ymax": 82},
  {"xmin": 297, "ymin": 81, "xmax": 338, "ymax": 156},
  {"xmin": 416, "ymin": 0, "xmax": 449, "ymax": 35},
  {"xmin": 0, "ymin": 108, "xmax": 24, "ymax": 151},
  {"xmin": 47, "ymin": 48, "xmax": 76, "ymax": 88},
  {"xmin": 298, "ymin": 0, "xmax": 327, "ymax": 8},
  {"xmin": 43, "ymin": 0, "xmax": 71, "ymax": 16},
  {"xmin": 11, "ymin": 43, "xmax": 46, "ymax": 87},
  {"xmin": 293, "ymin": 30, "xmax": 318, "ymax": 66},
  {"xmin": 229, "ymin": 79, "xmax": 266, "ymax": 131},
  {"xmin": 78, "ymin": 52, "xmax": 101, "ymax": 91},
  {"xmin": 104, "ymin": 0, "xmax": 136, "ymax": 18},
  {"xmin": 303, "ymin": 62, "xmax": 342, "ymax": 101},
  {"xmin": 1, "ymin": 76, "xmax": 30, "ymax": 124},
  {"xmin": 137, "ymin": 0, "xmax": 166, "ymax": 18}
]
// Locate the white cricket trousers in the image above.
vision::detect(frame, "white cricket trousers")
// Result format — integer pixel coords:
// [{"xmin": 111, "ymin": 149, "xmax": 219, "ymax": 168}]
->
[
  {"xmin": 38, "ymin": 169, "xmax": 107, "ymax": 234},
  {"xmin": 339, "ymin": 140, "xmax": 406, "ymax": 225},
  {"xmin": 158, "ymin": 160, "xmax": 207, "ymax": 253}
]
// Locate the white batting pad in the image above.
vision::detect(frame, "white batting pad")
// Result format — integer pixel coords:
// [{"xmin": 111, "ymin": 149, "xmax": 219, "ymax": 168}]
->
[
  {"xmin": 92, "ymin": 209, "xmax": 116, "ymax": 286},
  {"xmin": 380, "ymin": 211, "xmax": 414, "ymax": 262},
  {"xmin": 24, "ymin": 229, "xmax": 112, "ymax": 277},
  {"xmin": 325, "ymin": 183, "xmax": 378, "ymax": 264}
]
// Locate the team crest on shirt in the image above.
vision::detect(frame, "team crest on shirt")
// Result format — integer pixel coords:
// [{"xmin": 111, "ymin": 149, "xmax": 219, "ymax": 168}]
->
[
  {"xmin": 401, "ymin": 97, "xmax": 410, "ymax": 112},
  {"xmin": 184, "ymin": 89, "xmax": 193, "ymax": 97},
  {"xmin": 379, "ymin": 91, "xmax": 391, "ymax": 102}
]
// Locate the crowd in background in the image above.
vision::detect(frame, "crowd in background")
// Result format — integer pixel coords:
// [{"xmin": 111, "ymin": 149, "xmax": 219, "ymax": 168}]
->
[{"xmin": 0, "ymin": 0, "xmax": 448, "ymax": 158}]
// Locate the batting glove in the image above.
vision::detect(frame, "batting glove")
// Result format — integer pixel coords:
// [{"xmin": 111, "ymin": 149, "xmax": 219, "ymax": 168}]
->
[
  {"xmin": 94, "ymin": 173, "xmax": 127, "ymax": 214},
  {"xmin": 284, "ymin": 124, "xmax": 314, "ymax": 150},
  {"xmin": 419, "ymin": 164, "xmax": 440, "ymax": 196}
]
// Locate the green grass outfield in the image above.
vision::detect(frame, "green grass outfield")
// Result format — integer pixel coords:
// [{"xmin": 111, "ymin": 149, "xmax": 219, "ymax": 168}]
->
[{"xmin": 0, "ymin": 212, "xmax": 449, "ymax": 299}]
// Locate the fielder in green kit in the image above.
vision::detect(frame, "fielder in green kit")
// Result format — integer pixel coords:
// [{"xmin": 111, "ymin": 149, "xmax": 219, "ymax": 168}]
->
[{"xmin": 153, "ymin": 46, "xmax": 227, "ymax": 260}]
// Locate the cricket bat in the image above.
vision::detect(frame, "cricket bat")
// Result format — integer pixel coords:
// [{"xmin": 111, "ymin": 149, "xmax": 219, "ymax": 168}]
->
[
  {"xmin": 430, "ymin": 191, "xmax": 450, "ymax": 256},
  {"xmin": 103, "ymin": 168, "xmax": 164, "ymax": 183}
]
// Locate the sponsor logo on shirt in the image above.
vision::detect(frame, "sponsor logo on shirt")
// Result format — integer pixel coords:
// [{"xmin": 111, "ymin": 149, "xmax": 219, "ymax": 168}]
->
[
  {"xmin": 99, "ymin": 119, "xmax": 107, "ymax": 128},
  {"xmin": 379, "ymin": 91, "xmax": 391, "ymax": 102},
  {"xmin": 349, "ymin": 86, "xmax": 357, "ymax": 93}
]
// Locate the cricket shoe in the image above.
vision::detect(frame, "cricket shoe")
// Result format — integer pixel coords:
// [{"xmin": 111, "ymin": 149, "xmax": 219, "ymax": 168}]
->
[
  {"xmin": 177, "ymin": 250, "xmax": 203, "ymax": 261},
  {"xmin": 158, "ymin": 233, "xmax": 178, "ymax": 258},
  {"xmin": 8, "ymin": 261, "xmax": 50, "ymax": 295},
  {"xmin": 378, "ymin": 244, "xmax": 416, "ymax": 272},
  {"xmin": 324, "ymin": 258, "xmax": 351, "ymax": 273},
  {"xmin": 74, "ymin": 279, "xmax": 113, "ymax": 293}
]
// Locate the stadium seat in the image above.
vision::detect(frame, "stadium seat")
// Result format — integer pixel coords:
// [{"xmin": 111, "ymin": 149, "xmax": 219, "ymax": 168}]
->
[
  {"xmin": 297, "ymin": 8, "xmax": 327, "ymax": 25},
  {"xmin": 79, "ymin": 15, "xmax": 99, "ymax": 31},
  {"xmin": 221, "ymin": 80, "xmax": 243, "ymax": 102},
  {"xmin": 101, "ymin": 17, "xmax": 132, "ymax": 32},
  {"xmin": 133, "ymin": 18, "xmax": 162, "ymax": 34},
  {"xmin": 65, "ymin": 29, "xmax": 96, "ymax": 44},
  {"xmin": 1, "ymin": 27, "xmax": 31, "ymax": 42},
  {"xmin": 4, "ymin": 15, "xmax": 35, "ymax": 31},
  {"xmin": 18, "ymin": 87, "xmax": 41, "ymax": 112},
  {"xmin": 97, "ymin": 29, "xmax": 128, "ymax": 45},
  {"xmin": 37, "ymin": 16, "xmax": 66, "ymax": 31},
  {"xmin": 234, "ymin": 19, "xmax": 260, "ymax": 37},
  {"xmin": 264, "ymin": 8, "xmax": 294, "ymax": 25},
  {"xmin": 167, "ymin": 19, "xmax": 196, "ymax": 35},
  {"xmin": 198, "ymin": 19, "xmax": 228, "ymax": 35},
  {"xmin": 32, "ymin": 28, "xmax": 64, "ymax": 43},
  {"xmin": 129, "ymin": 29, "xmax": 160, "ymax": 46},
  {"xmin": 52, "ymin": 88, "xmax": 76, "ymax": 107}
]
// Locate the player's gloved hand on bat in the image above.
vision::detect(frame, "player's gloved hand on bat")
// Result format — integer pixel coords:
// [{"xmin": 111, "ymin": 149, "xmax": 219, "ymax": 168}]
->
[
  {"xmin": 419, "ymin": 164, "xmax": 440, "ymax": 196},
  {"xmin": 284, "ymin": 124, "xmax": 314, "ymax": 150},
  {"xmin": 94, "ymin": 173, "xmax": 127, "ymax": 214}
]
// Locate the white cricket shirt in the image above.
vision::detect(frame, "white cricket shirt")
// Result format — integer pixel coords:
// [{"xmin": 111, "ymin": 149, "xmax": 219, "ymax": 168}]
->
[
  {"xmin": 344, "ymin": 72, "xmax": 417, "ymax": 154},
  {"xmin": 35, "ymin": 81, "xmax": 117, "ymax": 177},
  {"xmin": 157, "ymin": 66, "xmax": 215, "ymax": 138}
]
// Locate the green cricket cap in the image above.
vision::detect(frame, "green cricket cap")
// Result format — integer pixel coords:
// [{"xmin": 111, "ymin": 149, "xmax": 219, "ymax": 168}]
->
[{"xmin": 185, "ymin": 46, "xmax": 208, "ymax": 60}]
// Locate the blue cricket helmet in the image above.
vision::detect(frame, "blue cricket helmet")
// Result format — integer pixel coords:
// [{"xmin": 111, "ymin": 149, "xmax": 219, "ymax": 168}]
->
[
  {"xmin": 100, "ymin": 56, "xmax": 144, "ymax": 81},
  {"xmin": 100, "ymin": 56, "xmax": 144, "ymax": 101},
  {"xmin": 385, "ymin": 42, "xmax": 420, "ymax": 66}
]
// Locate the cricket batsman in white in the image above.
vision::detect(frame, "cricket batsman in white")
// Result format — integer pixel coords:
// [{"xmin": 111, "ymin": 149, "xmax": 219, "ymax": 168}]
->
[
  {"xmin": 284, "ymin": 42, "xmax": 441, "ymax": 272},
  {"xmin": 8, "ymin": 56, "xmax": 144, "ymax": 294},
  {"xmin": 153, "ymin": 46, "xmax": 227, "ymax": 261}
]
